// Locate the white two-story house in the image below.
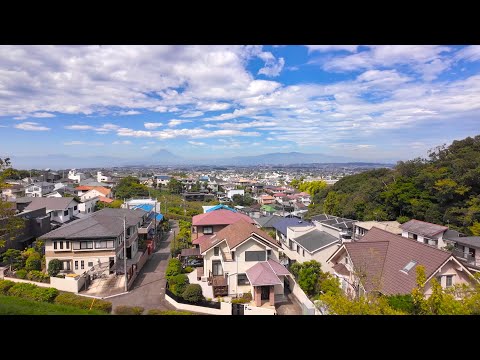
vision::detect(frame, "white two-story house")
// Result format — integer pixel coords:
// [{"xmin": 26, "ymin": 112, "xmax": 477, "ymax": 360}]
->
[
  {"xmin": 25, "ymin": 181, "xmax": 55, "ymax": 197},
  {"xmin": 41, "ymin": 208, "xmax": 147, "ymax": 280},
  {"xmin": 199, "ymin": 220, "xmax": 291, "ymax": 307},
  {"xmin": 399, "ymin": 219, "xmax": 449, "ymax": 249}
]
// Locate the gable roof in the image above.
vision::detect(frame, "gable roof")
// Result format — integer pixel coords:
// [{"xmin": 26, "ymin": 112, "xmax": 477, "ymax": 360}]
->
[
  {"xmin": 41, "ymin": 208, "xmax": 146, "ymax": 239},
  {"xmin": 24, "ymin": 197, "xmax": 79, "ymax": 212},
  {"xmin": 255, "ymin": 215, "xmax": 283, "ymax": 229},
  {"xmin": 192, "ymin": 209, "xmax": 253, "ymax": 226},
  {"xmin": 272, "ymin": 217, "xmax": 311, "ymax": 236},
  {"xmin": 200, "ymin": 220, "xmax": 279, "ymax": 253},
  {"xmin": 338, "ymin": 227, "xmax": 453, "ymax": 295},
  {"xmin": 447, "ymin": 236, "xmax": 480, "ymax": 248},
  {"xmin": 76, "ymin": 186, "xmax": 111, "ymax": 196},
  {"xmin": 400, "ymin": 219, "xmax": 448, "ymax": 237},
  {"xmin": 295, "ymin": 229, "xmax": 339, "ymax": 253},
  {"xmin": 246, "ymin": 262, "xmax": 284, "ymax": 286}
]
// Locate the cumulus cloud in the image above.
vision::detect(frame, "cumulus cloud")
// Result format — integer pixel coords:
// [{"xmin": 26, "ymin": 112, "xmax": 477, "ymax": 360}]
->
[
  {"xmin": 188, "ymin": 141, "xmax": 206, "ymax": 146},
  {"xmin": 64, "ymin": 123, "xmax": 119, "ymax": 134},
  {"xmin": 113, "ymin": 140, "xmax": 132, "ymax": 145},
  {"xmin": 168, "ymin": 119, "xmax": 192, "ymax": 127},
  {"xmin": 116, "ymin": 127, "xmax": 260, "ymax": 139},
  {"xmin": 258, "ymin": 56, "xmax": 285, "ymax": 77},
  {"xmin": 144, "ymin": 122, "xmax": 162, "ymax": 129},
  {"xmin": 14, "ymin": 122, "xmax": 50, "ymax": 131},
  {"xmin": 306, "ymin": 45, "xmax": 359, "ymax": 53},
  {"xmin": 118, "ymin": 110, "xmax": 141, "ymax": 116}
]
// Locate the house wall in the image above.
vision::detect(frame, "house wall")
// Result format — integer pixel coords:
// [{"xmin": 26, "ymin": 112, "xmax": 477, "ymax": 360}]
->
[
  {"xmin": 78, "ymin": 198, "xmax": 98, "ymax": 214},
  {"xmin": 227, "ymin": 189, "xmax": 244, "ymax": 199},
  {"xmin": 50, "ymin": 204, "xmax": 80, "ymax": 223},
  {"xmin": 402, "ymin": 231, "xmax": 445, "ymax": 249},
  {"xmin": 423, "ymin": 259, "xmax": 475, "ymax": 296},
  {"xmin": 330, "ymin": 250, "xmax": 357, "ymax": 298},
  {"xmin": 193, "ymin": 224, "xmax": 226, "ymax": 239},
  {"xmin": 81, "ymin": 189, "xmax": 105, "ymax": 201}
]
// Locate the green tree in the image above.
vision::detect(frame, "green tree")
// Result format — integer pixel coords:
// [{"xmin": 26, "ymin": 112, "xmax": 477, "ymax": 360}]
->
[
  {"xmin": 182, "ymin": 284, "xmax": 204, "ymax": 303},
  {"xmin": 47, "ymin": 259, "xmax": 62, "ymax": 277},
  {"xmin": 167, "ymin": 178, "xmax": 184, "ymax": 194},
  {"xmin": 114, "ymin": 176, "xmax": 149, "ymax": 199},
  {"xmin": 470, "ymin": 221, "xmax": 480, "ymax": 236},
  {"xmin": 2, "ymin": 249, "xmax": 22, "ymax": 271}
]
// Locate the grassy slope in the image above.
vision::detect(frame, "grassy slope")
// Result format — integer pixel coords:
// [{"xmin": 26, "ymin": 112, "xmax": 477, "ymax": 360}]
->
[{"xmin": 0, "ymin": 296, "xmax": 106, "ymax": 315}]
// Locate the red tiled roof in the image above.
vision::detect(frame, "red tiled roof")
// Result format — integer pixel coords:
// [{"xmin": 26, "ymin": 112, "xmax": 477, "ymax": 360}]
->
[
  {"xmin": 192, "ymin": 234, "xmax": 210, "ymax": 245},
  {"xmin": 192, "ymin": 209, "xmax": 254, "ymax": 226},
  {"xmin": 340, "ymin": 227, "xmax": 452, "ymax": 295},
  {"xmin": 76, "ymin": 186, "xmax": 111, "ymax": 196},
  {"xmin": 200, "ymin": 220, "xmax": 279, "ymax": 253},
  {"xmin": 98, "ymin": 196, "xmax": 114, "ymax": 203}
]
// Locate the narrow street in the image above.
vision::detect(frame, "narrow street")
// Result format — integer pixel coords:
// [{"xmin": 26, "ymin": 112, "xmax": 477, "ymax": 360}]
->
[{"xmin": 109, "ymin": 220, "xmax": 178, "ymax": 313}]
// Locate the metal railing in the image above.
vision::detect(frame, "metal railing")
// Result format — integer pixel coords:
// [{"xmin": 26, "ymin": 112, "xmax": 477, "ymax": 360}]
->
[{"xmin": 452, "ymin": 249, "xmax": 479, "ymax": 266}]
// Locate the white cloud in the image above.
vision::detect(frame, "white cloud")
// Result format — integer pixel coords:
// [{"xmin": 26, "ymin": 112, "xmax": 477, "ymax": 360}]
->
[
  {"xmin": 65, "ymin": 123, "xmax": 119, "ymax": 134},
  {"xmin": 258, "ymin": 56, "xmax": 285, "ymax": 77},
  {"xmin": 306, "ymin": 45, "xmax": 359, "ymax": 53},
  {"xmin": 188, "ymin": 141, "xmax": 206, "ymax": 146},
  {"xmin": 113, "ymin": 140, "xmax": 132, "ymax": 145},
  {"xmin": 118, "ymin": 110, "xmax": 141, "ymax": 116},
  {"xmin": 455, "ymin": 45, "xmax": 480, "ymax": 62},
  {"xmin": 0, "ymin": 125, "xmax": 7, "ymax": 128},
  {"xmin": 180, "ymin": 111, "xmax": 204, "ymax": 118},
  {"xmin": 117, "ymin": 127, "xmax": 260, "ymax": 139},
  {"xmin": 64, "ymin": 141, "xmax": 104, "ymax": 146},
  {"xmin": 168, "ymin": 119, "xmax": 192, "ymax": 127},
  {"xmin": 144, "ymin": 122, "xmax": 162, "ymax": 129},
  {"xmin": 14, "ymin": 122, "xmax": 50, "ymax": 131},
  {"xmin": 65, "ymin": 124, "xmax": 94, "ymax": 130},
  {"xmin": 141, "ymin": 146, "xmax": 149, "ymax": 150},
  {"xmin": 31, "ymin": 112, "xmax": 56, "ymax": 118}
]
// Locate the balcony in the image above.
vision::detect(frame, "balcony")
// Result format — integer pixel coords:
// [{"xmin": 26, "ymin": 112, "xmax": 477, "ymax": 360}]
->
[
  {"xmin": 138, "ymin": 219, "xmax": 154, "ymax": 234},
  {"xmin": 452, "ymin": 249, "xmax": 479, "ymax": 267}
]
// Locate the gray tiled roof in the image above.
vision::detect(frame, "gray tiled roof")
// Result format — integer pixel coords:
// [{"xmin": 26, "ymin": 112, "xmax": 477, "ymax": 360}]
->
[
  {"xmin": 447, "ymin": 236, "xmax": 480, "ymax": 248},
  {"xmin": 255, "ymin": 215, "xmax": 283, "ymax": 229},
  {"xmin": 400, "ymin": 219, "xmax": 448, "ymax": 237},
  {"xmin": 295, "ymin": 229, "xmax": 339, "ymax": 253},
  {"xmin": 24, "ymin": 197, "xmax": 79, "ymax": 211},
  {"xmin": 41, "ymin": 208, "xmax": 146, "ymax": 239}
]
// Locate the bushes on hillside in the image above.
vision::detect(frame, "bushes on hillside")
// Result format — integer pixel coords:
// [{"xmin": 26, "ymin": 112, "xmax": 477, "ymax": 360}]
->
[
  {"xmin": 7, "ymin": 283, "xmax": 58, "ymax": 303},
  {"xmin": 25, "ymin": 257, "xmax": 42, "ymax": 271},
  {"xmin": 0, "ymin": 280, "xmax": 15, "ymax": 295},
  {"xmin": 16, "ymin": 269, "xmax": 27, "ymax": 279},
  {"xmin": 169, "ymin": 274, "xmax": 189, "ymax": 296},
  {"xmin": 166, "ymin": 258, "xmax": 182, "ymax": 278},
  {"xmin": 27, "ymin": 270, "xmax": 50, "ymax": 283},
  {"xmin": 114, "ymin": 305, "xmax": 145, "ymax": 315},
  {"xmin": 182, "ymin": 284, "xmax": 204, "ymax": 303},
  {"xmin": 54, "ymin": 292, "xmax": 112, "ymax": 313}
]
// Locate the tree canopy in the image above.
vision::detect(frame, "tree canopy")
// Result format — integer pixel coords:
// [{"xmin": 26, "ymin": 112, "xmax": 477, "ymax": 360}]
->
[{"xmin": 114, "ymin": 176, "xmax": 150, "ymax": 199}]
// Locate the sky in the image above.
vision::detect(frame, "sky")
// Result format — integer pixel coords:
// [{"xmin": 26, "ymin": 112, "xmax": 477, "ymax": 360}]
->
[{"xmin": 1, "ymin": 45, "xmax": 480, "ymax": 165}]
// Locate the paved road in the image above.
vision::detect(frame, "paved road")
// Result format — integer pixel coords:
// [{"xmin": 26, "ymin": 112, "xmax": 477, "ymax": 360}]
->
[{"xmin": 109, "ymin": 220, "xmax": 178, "ymax": 313}]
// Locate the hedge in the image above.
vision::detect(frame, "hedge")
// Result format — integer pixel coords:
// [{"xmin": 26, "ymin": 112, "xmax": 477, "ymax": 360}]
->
[
  {"xmin": 16, "ymin": 269, "xmax": 27, "ymax": 279},
  {"xmin": 169, "ymin": 274, "xmax": 189, "ymax": 297},
  {"xmin": 182, "ymin": 284, "xmax": 204, "ymax": 303},
  {"xmin": 54, "ymin": 292, "xmax": 112, "ymax": 313},
  {"xmin": 7, "ymin": 283, "xmax": 58, "ymax": 303},
  {"xmin": 166, "ymin": 258, "xmax": 183, "ymax": 278},
  {"xmin": 114, "ymin": 305, "xmax": 145, "ymax": 315},
  {"xmin": 0, "ymin": 280, "xmax": 15, "ymax": 295}
]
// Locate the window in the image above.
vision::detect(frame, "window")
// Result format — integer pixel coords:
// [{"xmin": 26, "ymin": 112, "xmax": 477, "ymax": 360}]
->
[
  {"xmin": 87, "ymin": 208, "xmax": 90, "ymax": 213},
  {"xmin": 401, "ymin": 260, "xmax": 417, "ymax": 273},
  {"xmin": 214, "ymin": 247, "xmax": 219, "ymax": 256},
  {"xmin": 74, "ymin": 206, "xmax": 78, "ymax": 211},
  {"xmin": 212, "ymin": 260, "xmax": 223, "ymax": 276},
  {"xmin": 75, "ymin": 261, "xmax": 78, "ymax": 270},
  {"xmin": 88, "ymin": 262, "xmax": 93, "ymax": 267},
  {"xmin": 80, "ymin": 241, "xmax": 93, "ymax": 249},
  {"xmin": 231, "ymin": 251, "xmax": 235, "ymax": 261},
  {"xmin": 53, "ymin": 241, "xmax": 57, "ymax": 250},
  {"xmin": 237, "ymin": 273, "xmax": 250, "ymax": 285},
  {"xmin": 192, "ymin": 227, "xmax": 197, "ymax": 233},
  {"xmin": 64, "ymin": 210, "xmax": 69, "ymax": 216},
  {"xmin": 66, "ymin": 241, "xmax": 70, "ymax": 249},
  {"xmin": 95, "ymin": 240, "xmax": 114, "ymax": 249},
  {"xmin": 302, "ymin": 249, "xmax": 305, "ymax": 257},
  {"xmin": 245, "ymin": 251, "xmax": 266, "ymax": 261},
  {"xmin": 59, "ymin": 241, "xmax": 64, "ymax": 250},
  {"xmin": 446, "ymin": 275, "xmax": 453, "ymax": 288},
  {"xmin": 81, "ymin": 261, "xmax": 84, "ymax": 270},
  {"xmin": 345, "ymin": 257, "xmax": 349, "ymax": 265},
  {"xmin": 203, "ymin": 226, "xmax": 213, "ymax": 235},
  {"xmin": 297, "ymin": 245, "xmax": 301, "ymax": 254},
  {"xmin": 267, "ymin": 249, "xmax": 271, "ymax": 257}
]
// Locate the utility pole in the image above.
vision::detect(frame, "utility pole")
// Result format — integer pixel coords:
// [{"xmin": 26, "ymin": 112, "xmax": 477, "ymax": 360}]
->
[{"xmin": 154, "ymin": 200, "xmax": 157, "ymax": 248}]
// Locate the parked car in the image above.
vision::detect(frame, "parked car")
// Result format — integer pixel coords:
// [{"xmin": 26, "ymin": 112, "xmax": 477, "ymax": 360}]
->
[{"xmin": 185, "ymin": 258, "xmax": 203, "ymax": 268}]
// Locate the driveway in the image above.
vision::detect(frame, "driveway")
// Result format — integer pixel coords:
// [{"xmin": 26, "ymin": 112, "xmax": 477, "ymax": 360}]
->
[
  {"xmin": 109, "ymin": 220, "xmax": 178, "ymax": 313},
  {"xmin": 276, "ymin": 293, "xmax": 303, "ymax": 315}
]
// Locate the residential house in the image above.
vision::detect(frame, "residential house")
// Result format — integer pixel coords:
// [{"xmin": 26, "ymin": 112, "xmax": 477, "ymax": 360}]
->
[
  {"xmin": 1, "ymin": 184, "xmax": 25, "ymax": 200},
  {"xmin": 353, "ymin": 220, "xmax": 402, "ymax": 241},
  {"xmin": 399, "ymin": 219, "xmax": 450, "ymax": 249},
  {"xmin": 154, "ymin": 175, "xmax": 171, "ymax": 187},
  {"xmin": 41, "ymin": 208, "xmax": 147, "ymax": 280},
  {"xmin": 25, "ymin": 182, "xmax": 55, "ymax": 197},
  {"xmin": 255, "ymin": 215, "xmax": 284, "ymax": 232},
  {"xmin": 97, "ymin": 171, "xmax": 112, "ymax": 183},
  {"xmin": 328, "ymin": 227, "xmax": 477, "ymax": 298},
  {"xmin": 78, "ymin": 197, "xmax": 98, "ymax": 215},
  {"xmin": 272, "ymin": 217, "xmax": 312, "ymax": 248},
  {"xmin": 0, "ymin": 207, "xmax": 51, "ymax": 253},
  {"xmin": 310, "ymin": 214, "xmax": 356, "ymax": 241},
  {"xmin": 23, "ymin": 197, "xmax": 80, "ymax": 226},
  {"xmin": 9, "ymin": 197, "xmax": 33, "ymax": 212},
  {"xmin": 45, "ymin": 186, "xmax": 76, "ymax": 198},
  {"xmin": 227, "ymin": 189, "xmax": 244, "ymax": 199},
  {"xmin": 237, "ymin": 205, "xmax": 261, "ymax": 219},
  {"xmin": 75, "ymin": 186, "xmax": 113, "ymax": 199},
  {"xmin": 68, "ymin": 169, "xmax": 86, "ymax": 184},
  {"xmin": 258, "ymin": 194, "xmax": 275, "ymax": 205},
  {"xmin": 444, "ymin": 235, "xmax": 480, "ymax": 270},
  {"xmin": 199, "ymin": 220, "xmax": 291, "ymax": 306},
  {"xmin": 191, "ymin": 209, "xmax": 255, "ymax": 245}
]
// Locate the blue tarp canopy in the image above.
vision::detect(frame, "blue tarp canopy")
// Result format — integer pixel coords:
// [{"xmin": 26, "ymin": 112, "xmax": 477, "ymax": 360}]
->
[
  {"xmin": 133, "ymin": 204, "xmax": 154, "ymax": 212},
  {"xmin": 206, "ymin": 204, "xmax": 237, "ymax": 213},
  {"xmin": 155, "ymin": 213, "xmax": 164, "ymax": 221}
]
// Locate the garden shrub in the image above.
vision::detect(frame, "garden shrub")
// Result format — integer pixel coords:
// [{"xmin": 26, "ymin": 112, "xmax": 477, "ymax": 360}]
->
[
  {"xmin": 147, "ymin": 309, "xmax": 193, "ymax": 315},
  {"xmin": 0, "ymin": 280, "xmax": 15, "ymax": 295},
  {"xmin": 231, "ymin": 298, "xmax": 250, "ymax": 304},
  {"xmin": 25, "ymin": 256, "xmax": 42, "ymax": 271},
  {"xmin": 32, "ymin": 287, "xmax": 58, "ymax": 303},
  {"xmin": 27, "ymin": 270, "xmax": 50, "ymax": 283},
  {"xmin": 54, "ymin": 292, "xmax": 112, "ymax": 313},
  {"xmin": 16, "ymin": 269, "xmax": 27, "ymax": 279},
  {"xmin": 48, "ymin": 259, "xmax": 62, "ymax": 277},
  {"xmin": 169, "ymin": 274, "xmax": 189, "ymax": 296},
  {"xmin": 183, "ymin": 266, "xmax": 194, "ymax": 273},
  {"xmin": 7, "ymin": 283, "xmax": 58, "ymax": 302},
  {"xmin": 387, "ymin": 294, "xmax": 415, "ymax": 314},
  {"xmin": 166, "ymin": 258, "xmax": 182, "ymax": 278},
  {"xmin": 182, "ymin": 284, "xmax": 204, "ymax": 303},
  {"xmin": 114, "ymin": 305, "xmax": 144, "ymax": 315}
]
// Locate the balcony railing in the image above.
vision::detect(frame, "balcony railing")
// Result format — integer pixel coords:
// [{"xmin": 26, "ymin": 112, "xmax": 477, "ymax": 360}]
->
[
  {"xmin": 452, "ymin": 249, "xmax": 479, "ymax": 267},
  {"xmin": 138, "ymin": 219, "xmax": 154, "ymax": 234}
]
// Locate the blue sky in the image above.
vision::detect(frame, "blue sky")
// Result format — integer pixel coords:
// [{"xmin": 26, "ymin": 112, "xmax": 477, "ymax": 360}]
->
[{"xmin": 1, "ymin": 45, "xmax": 480, "ymax": 165}]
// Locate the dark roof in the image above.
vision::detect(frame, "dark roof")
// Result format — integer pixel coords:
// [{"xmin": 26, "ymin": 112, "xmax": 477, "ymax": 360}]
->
[
  {"xmin": 24, "ymin": 197, "xmax": 79, "ymax": 211},
  {"xmin": 12, "ymin": 197, "xmax": 34, "ymax": 204},
  {"xmin": 400, "ymin": 219, "xmax": 448, "ymax": 237},
  {"xmin": 448, "ymin": 236, "xmax": 480, "ymax": 248},
  {"xmin": 255, "ymin": 215, "xmax": 284, "ymax": 229},
  {"xmin": 444, "ymin": 229, "xmax": 464, "ymax": 239},
  {"xmin": 294, "ymin": 229, "xmax": 339, "ymax": 253},
  {"xmin": 40, "ymin": 208, "xmax": 146, "ymax": 239},
  {"xmin": 340, "ymin": 227, "xmax": 452, "ymax": 295},
  {"xmin": 272, "ymin": 218, "xmax": 311, "ymax": 236},
  {"xmin": 311, "ymin": 213, "xmax": 355, "ymax": 230}
]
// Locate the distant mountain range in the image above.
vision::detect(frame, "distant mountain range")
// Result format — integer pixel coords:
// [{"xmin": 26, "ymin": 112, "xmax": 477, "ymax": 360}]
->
[{"xmin": 7, "ymin": 150, "xmax": 393, "ymax": 169}]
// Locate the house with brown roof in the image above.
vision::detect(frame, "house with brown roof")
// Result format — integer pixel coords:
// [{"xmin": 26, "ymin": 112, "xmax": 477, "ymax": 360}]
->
[
  {"xmin": 75, "ymin": 186, "xmax": 113, "ymax": 201},
  {"xmin": 191, "ymin": 209, "xmax": 255, "ymax": 245},
  {"xmin": 328, "ymin": 227, "xmax": 477, "ymax": 298},
  {"xmin": 198, "ymin": 220, "xmax": 291, "ymax": 307},
  {"xmin": 353, "ymin": 220, "xmax": 402, "ymax": 241}
]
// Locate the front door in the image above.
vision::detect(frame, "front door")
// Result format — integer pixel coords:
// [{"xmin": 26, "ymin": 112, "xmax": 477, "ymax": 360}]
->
[
  {"xmin": 212, "ymin": 260, "xmax": 223, "ymax": 276},
  {"xmin": 261, "ymin": 286, "xmax": 270, "ymax": 300}
]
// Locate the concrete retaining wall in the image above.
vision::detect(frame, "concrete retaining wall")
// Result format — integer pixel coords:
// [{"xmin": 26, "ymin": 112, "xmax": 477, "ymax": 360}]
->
[
  {"xmin": 50, "ymin": 276, "xmax": 85, "ymax": 293},
  {"xmin": 165, "ymin": 294, "xmax": 231, "ymax": 314},
  {"xmin": 288, "ymin": 276, "xmax": 317, "ymax": 315}
]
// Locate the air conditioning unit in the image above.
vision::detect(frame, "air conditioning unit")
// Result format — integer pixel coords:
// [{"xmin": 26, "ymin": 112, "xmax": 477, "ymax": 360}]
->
[{"xmin": 201, "ymin": 276, "xmax": 208, "ymax": 282}]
